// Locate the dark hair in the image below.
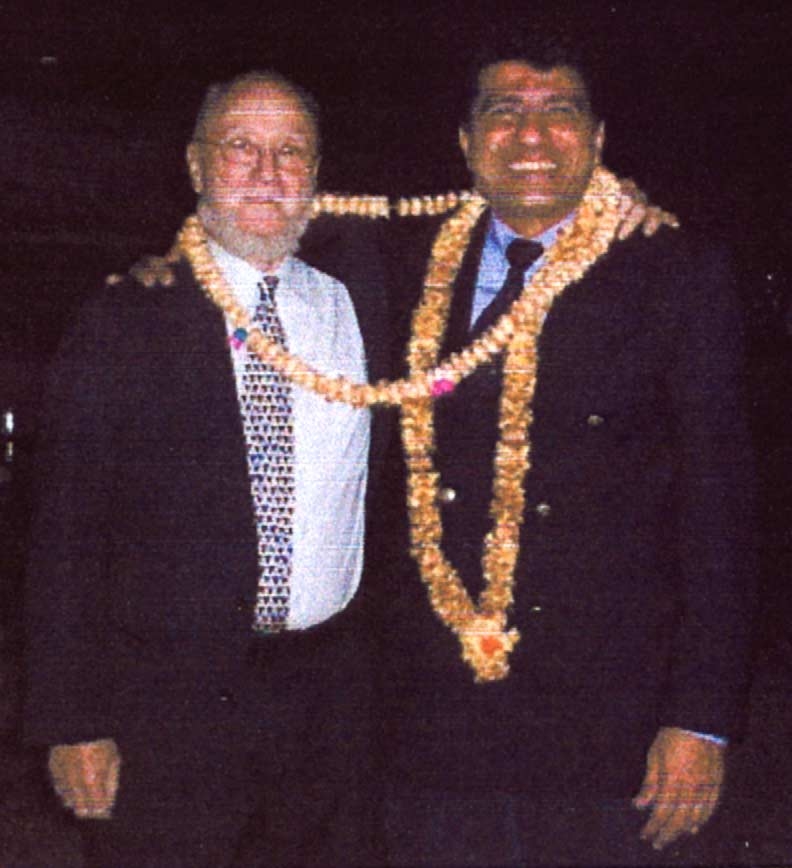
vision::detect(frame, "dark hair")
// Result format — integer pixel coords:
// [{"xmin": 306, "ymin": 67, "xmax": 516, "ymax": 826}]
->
[
  {"xmin": 458, "ymin": 29, "xmax": 604, "ymax": 129},
  {"xmin": 191, "ymin": 70, "xmax": 322, "ymax": 155}
]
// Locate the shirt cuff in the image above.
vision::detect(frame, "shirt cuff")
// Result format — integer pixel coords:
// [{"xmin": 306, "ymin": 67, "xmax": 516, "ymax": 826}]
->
[{"xmin": 680, "ymin": 728, "xmax": 728, "ymax": 746}]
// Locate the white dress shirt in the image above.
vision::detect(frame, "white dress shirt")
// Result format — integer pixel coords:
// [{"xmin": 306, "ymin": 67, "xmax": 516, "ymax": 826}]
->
[{"xmin": 211, "ymin": 241, "xmax": 371, "ymax": 629}]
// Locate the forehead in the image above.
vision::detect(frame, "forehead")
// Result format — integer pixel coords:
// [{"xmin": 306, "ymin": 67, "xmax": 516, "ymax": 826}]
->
[
  {"xmin": 475, "ymin": 61, "xmax": 590, "ymax": 107},
  {"xmin": 208, "ymin": 82, "xmax": 315, "ymax": 137}
]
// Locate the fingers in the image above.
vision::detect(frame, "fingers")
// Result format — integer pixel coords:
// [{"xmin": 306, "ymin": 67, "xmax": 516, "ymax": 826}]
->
[
  {"xmin": 640, "ymin": 207, "xmax": 680, "ymax": 237},
  {"xmin": 618, "ymin": 178, "xmax": 645, "ymax": 207},
  {"xmin": 640, "ymin": 211, "xmax": 663, "ymax": 237},
  {"xmin": 97, "ymin": 747, "xmax": 122, "ymax": 821},
  {"xmin": 632, "ymin": 757, "xmax": 659, "ymax": 810},
  {"xmin": 165, "ymin": 242, "xmax": 181, "ymax": 263},
  {"xmin": 616, "ymin": 177, "xmax": 647, "ymax": 241},
  {"xmin": 641, "ymin": 796, "xmax": 693, "ymax": 850},
  {"xmin": 635, "ymin": 727, "xmax": 725, "ymax": 850},
  {"xmin": 129, "ymin": 256, "xmax": 175, "ymax": 288},
  {"xmin": 48, "ymin": 739, "xmax": 121, "ymax": 821},
  {"xmin": 617, "ymin": 211, "xmax": 642, "ymax": 241},
  {"xmin": 75, "ymin": 744, "xmax": 117, "ymax": 818},
  {"xmin": 111, "ymin": 254, "xmax": 178, "ymax": 289},
  {"xmin": 615, "ymin": 174, "xmax": 680, "ymax": 240},
  {"xmin": 639, "ymin": 783, "xmax": 719, "ymax": 850}
]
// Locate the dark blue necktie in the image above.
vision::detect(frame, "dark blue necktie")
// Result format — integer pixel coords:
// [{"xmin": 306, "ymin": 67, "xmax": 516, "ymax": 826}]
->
[{"xmin": 472, "ymin": 238, "xmax": 544, "ymax": 335}]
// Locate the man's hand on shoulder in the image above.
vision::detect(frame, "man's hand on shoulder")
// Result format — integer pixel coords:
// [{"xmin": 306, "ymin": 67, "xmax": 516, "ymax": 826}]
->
[
  {"xmin": 105, "ymin": 243, "xmax": 180, "ymax": 288},
  {"xmin": 617, "ymin": 177, "xmax": 680, "ymax": 241},
  {"xmin": 633, "ymin": 726, "xmax": 725, "ymax": 851},
  {"xmin": 48, "ymin": 737, "xmax": 121, "ymax": 820}
]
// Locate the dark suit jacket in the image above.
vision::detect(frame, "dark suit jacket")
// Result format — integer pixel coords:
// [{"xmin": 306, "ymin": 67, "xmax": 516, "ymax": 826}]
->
[
  {"xmin": 381, "ymin": 213, "xmax": 756, "ymax": 795},
  {"xmin": 23, "ymin": 215, "xmax": 392, "ymax": 748}
]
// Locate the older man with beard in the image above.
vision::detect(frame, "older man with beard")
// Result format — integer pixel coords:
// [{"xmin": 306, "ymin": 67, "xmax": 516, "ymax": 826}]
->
[{"xmin": 23, "ymin": 71, "xmax": 391, "ymax": 867}]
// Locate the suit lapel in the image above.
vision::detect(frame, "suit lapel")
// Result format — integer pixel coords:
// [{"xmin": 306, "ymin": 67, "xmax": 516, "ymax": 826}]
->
[
  {"xmin": 171, "ymin": 263, "xmax": 258, "ymax": 544},
  {"xmin": 441, "ymin": 212, "xmax": 490, "ymax": 358}
]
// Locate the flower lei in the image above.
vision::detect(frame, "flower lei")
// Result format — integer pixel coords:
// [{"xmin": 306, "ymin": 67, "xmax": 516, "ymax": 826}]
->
[
  {"xmin": 402, "ymin": 166, "xmax": 622, "ymax": 681},
  {"xmin": 313, "ymin": 190, "xmax": 477, "ymax": 219},
  {"xmin": 177, "ymin": 166, "xmax": 624, "ymax": 681}
]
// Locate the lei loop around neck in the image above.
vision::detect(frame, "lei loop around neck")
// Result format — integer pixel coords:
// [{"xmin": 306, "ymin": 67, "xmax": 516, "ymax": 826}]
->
[{"xmin": 178, "ymin": 166, "xmax": 623, "ymax": 414}]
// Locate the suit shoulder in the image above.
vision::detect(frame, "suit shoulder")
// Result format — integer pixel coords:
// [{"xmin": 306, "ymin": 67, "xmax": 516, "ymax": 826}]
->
[
  {"xmin": 386, "ymin": 213, "xmax": 447, "ymax": 254},
  {"xmin": 594, "ymin": 226, "xmax": 740, "ymax": 331},
  {"xmin": 58, "ymin": 259, "xmax": 202, "ymax": 351},
  {"xmin": 590, "ymin": 227, "xmax": 737, "ymax": 316},
  {"xmin": 82, "ymin": 258, "xmax": 196, "ymax": 310},
  {"xmin": 299, "ymin": 214, "xmax": 391, "ymax": 284},
  {"xmin": 606, "ymin": 225, "xmax": 734, "ymax": 277},
  {"xmin": 300, "ymin": 213, "xmax": 387, "ymax": 256}
]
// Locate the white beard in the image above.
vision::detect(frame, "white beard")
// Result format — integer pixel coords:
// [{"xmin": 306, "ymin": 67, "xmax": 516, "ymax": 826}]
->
[{"xmin": 197, "ymin": 199, "xmax": 312, "ymax": 271}]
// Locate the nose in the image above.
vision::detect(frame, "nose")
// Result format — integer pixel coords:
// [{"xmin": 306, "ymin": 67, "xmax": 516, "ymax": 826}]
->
[
  {"xmin": 250, "ymin": 145, "xmax": 279, "ymax": 178},
  {"xmin": 515, "ymin": 111, "xmax": 545, "ymax": 144}
]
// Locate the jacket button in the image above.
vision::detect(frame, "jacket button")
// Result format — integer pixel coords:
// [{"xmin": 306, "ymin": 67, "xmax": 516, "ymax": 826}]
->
[
  {"xmin": 535, "ymin": 502, "xmax": 551, "ymax": 518},
  {"xmin": 219, "ymin": 689, "xmax": 235, "ymax": 705},
  {"xmin": 438, "ymin": 486, "xmax": 457, "ymax": 504},
  {"xmin": 529, "ymin": 605, "xmax": 543, "ymax": 614},
  {"xmin": 587, "ymin": 414, "xmax": 605, "ymax": 427}
]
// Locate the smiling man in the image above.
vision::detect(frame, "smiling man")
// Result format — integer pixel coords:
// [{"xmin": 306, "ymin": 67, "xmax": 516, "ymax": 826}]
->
[
  {"xmin": 379, "ymin": 36, "xmax": 756, "ymax": 866},
  {"xmin": 24, "ymin": 71, "xmax": 390, "ymax": 867}
]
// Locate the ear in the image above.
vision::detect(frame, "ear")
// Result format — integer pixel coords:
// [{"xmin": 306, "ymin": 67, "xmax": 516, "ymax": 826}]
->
[
  {"xmin": 594, "ymin": 122, "xmax": 605, "ymax": 163},
  {"xmin": 458, "ymin": 127, "xmax": 470, "ymax": 164},
  {"xmin": 186, "ymin": 143, "xmax": 203, "ymax": 195}
]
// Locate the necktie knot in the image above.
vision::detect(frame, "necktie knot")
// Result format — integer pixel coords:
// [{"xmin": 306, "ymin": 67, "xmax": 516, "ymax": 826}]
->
[
  {"xmin": 258, "ymin": 274, "xmax": 279, "ymax": 304},
  {"xmin": 469, "ymin": 239, "xmax": 544, "ymax": 335},
  {"xmin": 506, "ymin": 239, "xmax": 544, "ymax": 272},
  {"xmin": 255, "ymin": 275, "xmax": 282, "ymax": 332}
]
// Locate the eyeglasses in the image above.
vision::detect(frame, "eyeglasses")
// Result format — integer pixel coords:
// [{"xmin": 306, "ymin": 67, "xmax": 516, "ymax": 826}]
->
[{"xmin": 198, "ymin": 136, "xmax": 316, "ymax": 171}]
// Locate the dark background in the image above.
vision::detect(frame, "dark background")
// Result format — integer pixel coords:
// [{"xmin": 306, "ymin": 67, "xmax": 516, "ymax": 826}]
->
[
  {"xmin": 0, "ymin": 1, "xmax": 789, "ymax": 338},
  {"xmin": 1, "ymin": 2, "xmax": 791, "ymax": 863},
  {"xmin": 0, "ymin": 0, "xmax": 790, "ymax": 412}
]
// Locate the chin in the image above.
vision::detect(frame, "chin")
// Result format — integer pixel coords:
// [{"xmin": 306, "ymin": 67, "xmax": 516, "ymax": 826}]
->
[
  {"xmin": 498, "ymin": 195, "xmax": 557, "ymax": 218},
  {"xmin": 198, "ymin": 198, "xmax": 311, "ymax": 268}
]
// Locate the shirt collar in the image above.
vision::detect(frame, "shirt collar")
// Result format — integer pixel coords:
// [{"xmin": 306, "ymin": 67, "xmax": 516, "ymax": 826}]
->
[
  {"xmin": 488, "ymin": 210, "xmax": 576, "ymax": 254},
  {"xmin": 208, "ymin": 239, "xmax": 294, "ymax": 316}
]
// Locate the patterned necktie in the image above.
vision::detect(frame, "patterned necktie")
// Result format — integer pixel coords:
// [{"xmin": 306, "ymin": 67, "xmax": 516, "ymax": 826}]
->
[
  {"xmin": 240, "ymin": 275, "xmax": 295, "ymax": 632},
  {"xmin": 472, "ymin": 238, "xmax": 544, "ymax": 336}
]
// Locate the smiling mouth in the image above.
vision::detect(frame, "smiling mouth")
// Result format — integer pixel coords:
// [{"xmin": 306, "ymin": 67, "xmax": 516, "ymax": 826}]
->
[
  {"xmin": 242, "ymin": 195, "xmax": 282, "ymax": 204},
  {"xmin": 508, "ymin": 160, "xmax": 557, "ymax": 173}
]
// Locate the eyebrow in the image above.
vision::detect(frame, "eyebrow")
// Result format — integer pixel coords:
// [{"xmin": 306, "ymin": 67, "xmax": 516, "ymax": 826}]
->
[{"xmin": 476, "ymin": 91, "xmax": 590, "ymax": 113}]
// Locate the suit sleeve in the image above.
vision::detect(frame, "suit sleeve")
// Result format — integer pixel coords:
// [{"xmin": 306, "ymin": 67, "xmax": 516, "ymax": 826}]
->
[
  {"xmin": 23, "ymin": 289, "xmax": 129, "ymax": 746},
  {"xmin": 660, "ymin": 241, "xmax": 757, "ymax": 740}
]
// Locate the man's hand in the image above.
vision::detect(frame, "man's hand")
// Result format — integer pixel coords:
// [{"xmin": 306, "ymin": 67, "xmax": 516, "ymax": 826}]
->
[
  {"xmin": 106, "ymin": 244, "xmax": 180, "ymax": 288},
  {"xmin": 617, "ymin": 178, "xmax": 680, "ymax": 241},
  {"xmin": 48, "ymin": 737, "xmax": 121, "ymax": 820},
  {"xmin": 633, "ymin": 726, "xmax": 725, "ymax": 851}
]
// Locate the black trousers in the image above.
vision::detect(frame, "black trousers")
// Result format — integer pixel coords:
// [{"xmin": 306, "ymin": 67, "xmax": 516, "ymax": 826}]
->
[
  {"xmin": 383, "ymin": 788, "xmax": 725, "ymax": 867},
  {"xmin": 82, "ymin": 613, "xmax": 375, "ymax": 868}
]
